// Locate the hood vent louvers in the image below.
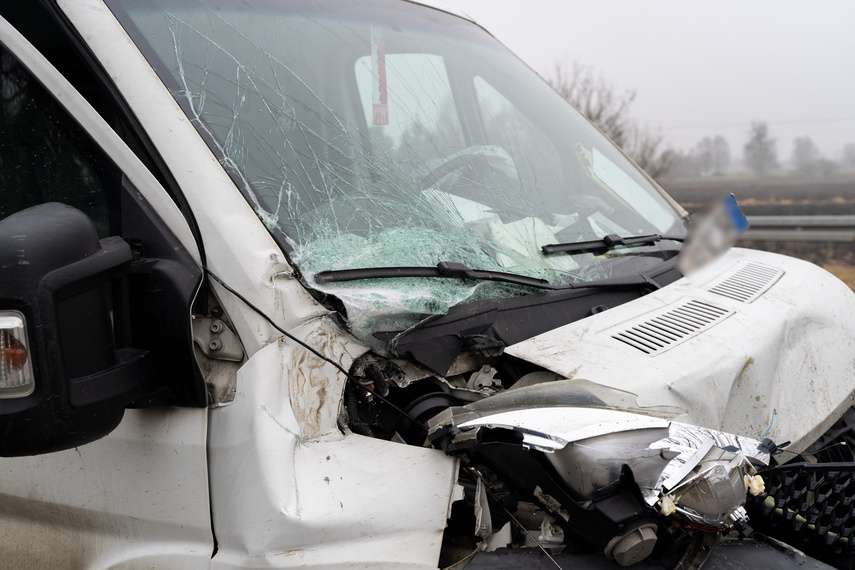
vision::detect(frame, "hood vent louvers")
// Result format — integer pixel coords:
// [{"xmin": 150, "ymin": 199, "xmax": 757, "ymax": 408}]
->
[
  {"xmin": 708, "ymin": 262, "xmax": 783, "ymax": 303},
  {"xmin": 611, "ymin": 300, "xmax": 732, "ymax": 355}
]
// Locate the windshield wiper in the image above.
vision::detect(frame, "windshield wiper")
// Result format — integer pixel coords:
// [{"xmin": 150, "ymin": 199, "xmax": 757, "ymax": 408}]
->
[
  {"xmin": 541, "ymin": 233, "xmax": 685, "ymax": 255},
  {"xmin": 315, "ymin": 261, "xmax": 555, "ymax": 290},
  {"xmin": 314, "ymin": 261, "xmax": 662, "ymax": 291}
]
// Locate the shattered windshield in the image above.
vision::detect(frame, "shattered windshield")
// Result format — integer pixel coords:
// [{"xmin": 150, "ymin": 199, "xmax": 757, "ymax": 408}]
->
[{"xmin": 107, "ymin": 0, "xmax": 686, "ymax": 342}]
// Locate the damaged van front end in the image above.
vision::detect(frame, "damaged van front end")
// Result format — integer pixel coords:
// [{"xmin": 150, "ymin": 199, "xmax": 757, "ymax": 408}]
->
[
  {"xmin": 324, "ymin": 245, "xmax": 855, "ymax": 567},
  {"xmin": 12, "ymin": 0, "xmax": 855, "ymax": 567}
]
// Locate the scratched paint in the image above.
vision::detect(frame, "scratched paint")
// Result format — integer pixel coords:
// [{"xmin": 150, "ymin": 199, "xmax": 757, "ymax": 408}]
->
[{"xmin": 287, "ymin": 317, "xmax": 368, "ymax": 441}]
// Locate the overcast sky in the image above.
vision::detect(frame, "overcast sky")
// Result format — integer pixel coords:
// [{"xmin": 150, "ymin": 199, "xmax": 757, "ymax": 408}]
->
[{"xmin": 445, "ymin": 0, "xmax": 855, "ymax": 162}]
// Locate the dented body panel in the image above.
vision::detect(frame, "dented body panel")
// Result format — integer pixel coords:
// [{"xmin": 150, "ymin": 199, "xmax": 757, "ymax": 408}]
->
[
  {"xmin": 207, "ymin": 340, "xmax": 459, "ymax": 568},
  {"xmin": 1, "ymin": 0, "xmax": 854, "ymax": 568},
  {"xmin": 507, "ymin": 248, "xmax": 855, "ymax": 451}
]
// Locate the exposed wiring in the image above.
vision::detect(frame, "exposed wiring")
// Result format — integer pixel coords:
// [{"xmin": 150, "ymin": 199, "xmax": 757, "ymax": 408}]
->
[
  {"xmin": 205, "ymin": 270, "xmax": 421, "ymax": 427},
  {"xmin": 761, "ymin": 408, "xmax": 776, "ymax": 440},
  {"xmin": 774, "ymin": 441, "xmax": 848, "ymax": 464},
  {"xmin": 469, "ymin": 468, "xmax": 564, "ymax": 570},
  {"xmin": 684, "ymin": 521, "xmax": 732, "ymax": 533}
]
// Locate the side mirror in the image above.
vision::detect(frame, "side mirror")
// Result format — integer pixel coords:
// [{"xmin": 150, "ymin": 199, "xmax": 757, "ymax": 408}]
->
[{"xmin": 0, "ymin": 203, "xmax": 150, "ymax": 456}]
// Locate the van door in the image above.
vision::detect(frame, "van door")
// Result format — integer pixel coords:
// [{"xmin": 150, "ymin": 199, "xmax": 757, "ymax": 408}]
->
[{"xmin": 0, "ymin": 15, "xmax": 214, "ymax": 569}]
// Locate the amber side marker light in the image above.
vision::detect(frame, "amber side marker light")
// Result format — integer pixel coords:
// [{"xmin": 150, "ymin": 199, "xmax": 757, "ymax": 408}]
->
[{"xmin": 0, "ymin": 312, "xmax": 34, "ymax": 398}]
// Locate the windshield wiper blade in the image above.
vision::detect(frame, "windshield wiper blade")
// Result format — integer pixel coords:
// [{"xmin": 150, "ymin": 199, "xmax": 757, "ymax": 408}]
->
[
  {"xmin": 541, "ymin": 233, "xmax": 685, "ymax": 255},
  {"xmin": 315, "ymin": 261, "xmax": 663, "ymax": 292},
  {"xmin": 314, "ymin": 261, "xmax": 556, "ymax": 290}
]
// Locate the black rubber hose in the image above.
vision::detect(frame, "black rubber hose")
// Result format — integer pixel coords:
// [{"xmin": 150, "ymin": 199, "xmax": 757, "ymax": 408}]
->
[{"xmin": 345, "ymin": 382, "xmax": 374, "ymax": 437}]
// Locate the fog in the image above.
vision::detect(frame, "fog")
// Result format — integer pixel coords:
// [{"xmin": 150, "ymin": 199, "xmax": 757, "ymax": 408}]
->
[{"xmin": 445, "ymin": 0, "xmax": 855, "ymax": 162}]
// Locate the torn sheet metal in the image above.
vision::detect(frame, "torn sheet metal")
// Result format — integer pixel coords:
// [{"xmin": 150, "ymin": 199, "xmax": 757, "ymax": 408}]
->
[
  {"xmin": 455, "ymin": 407, "xmax": 670, "ymax": 452},
  {"xmin": 432, "ymin": 396, "xmax": 768, "ymax": 527}
]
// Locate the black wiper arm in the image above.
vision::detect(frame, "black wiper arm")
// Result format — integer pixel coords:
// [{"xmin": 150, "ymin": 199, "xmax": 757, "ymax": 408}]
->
[
  {"xmin": 315, "ymin": 261, "xmax": 663, "ymax": 292},
  {"xmin": 541, "ymin": 233, "xmax": 685, "ymax": 255},
  {"xmin": 314, "ymin": 261, "xmax": 555, "ymax": 290}
]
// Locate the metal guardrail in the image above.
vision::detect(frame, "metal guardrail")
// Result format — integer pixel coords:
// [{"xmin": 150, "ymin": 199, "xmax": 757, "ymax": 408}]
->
[{"xmin": 743, "ymin": 216, "xmax": 855, "ymax": 242}]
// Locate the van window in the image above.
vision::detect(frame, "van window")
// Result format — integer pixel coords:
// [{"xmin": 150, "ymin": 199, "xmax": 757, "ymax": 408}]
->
[
  {"xmin": 473, "ymin": 76, "xmax": 562, "ymax": 191},
  {"xmin": 355, "ymin": 52, "xmax": 465, "ymax": 171},
  {"xmin": 0, "ymin": 45, "xmax": 118, "ymax": 235}
]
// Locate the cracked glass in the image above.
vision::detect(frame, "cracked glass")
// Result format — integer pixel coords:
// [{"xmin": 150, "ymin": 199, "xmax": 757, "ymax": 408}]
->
[{"xmin": 106, "ymin": 0, "xmax": 686, "ymax": 344}]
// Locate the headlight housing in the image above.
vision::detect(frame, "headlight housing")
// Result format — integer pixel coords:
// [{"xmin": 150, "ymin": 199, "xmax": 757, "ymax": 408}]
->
[{"xmin": 431, "ymin": 398, "xmax": 770, "ymax": 565}]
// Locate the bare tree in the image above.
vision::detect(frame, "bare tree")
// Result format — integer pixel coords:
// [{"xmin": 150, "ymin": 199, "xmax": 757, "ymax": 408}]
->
[
  {"xmin": 625, "ymin": 124, "xmax": 675, "ymax": 180},
  {"xmin": 695, "ymin": 136, "xmax": 730, "ymax": 175},
  {"xmin": 791, "ymin": 136, "xmax": 820, "ymax": 176},
  {"xmin": 743, "ymin": 122, "xmax": 778, "ymax": 176},
  {"xmin": 667, "ymin": 149, "xmax": 701, "ymax": 178},
  {"xmin": 549, "ymin": 62, "xmax": 635, "ymax": 147},
  {"xmin": 548, "ymin": 61, "xmax": 673, "ymax": 179}
]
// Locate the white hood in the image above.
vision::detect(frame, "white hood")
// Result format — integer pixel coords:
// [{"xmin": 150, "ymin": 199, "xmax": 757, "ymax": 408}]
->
[{"xmin": 506, "ymin": 248, "xmax": 855, "ymax": 452}]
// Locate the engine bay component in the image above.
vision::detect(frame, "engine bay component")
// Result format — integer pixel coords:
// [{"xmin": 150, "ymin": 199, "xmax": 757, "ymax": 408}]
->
[
  {"xmin": 604, "ymin": 523, "xmax": 659, "ymax": 566},
  {"xmin": 428, "ymin": 380, "xmax": 770, "ymax": 565}
]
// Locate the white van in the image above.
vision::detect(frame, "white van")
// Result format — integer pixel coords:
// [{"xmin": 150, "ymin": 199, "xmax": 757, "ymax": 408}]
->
[{"xmin": 1, "ymin": 1, "xmax": 853, "ymax": 568}]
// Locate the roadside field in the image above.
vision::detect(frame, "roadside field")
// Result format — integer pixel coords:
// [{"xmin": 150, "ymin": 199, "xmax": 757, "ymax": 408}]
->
[
  {"xmin": 661, "ymin": 176, "xmax": 855, "ymax": 289},
  {"xmin": 661, "ymin": 176, "xmax": 855, "ymax": 217}
]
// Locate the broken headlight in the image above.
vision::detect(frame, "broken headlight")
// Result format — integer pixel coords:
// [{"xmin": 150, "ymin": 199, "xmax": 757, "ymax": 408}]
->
[{"xmin": 430, "ymin": 386, "xmax": 770, "ymax": 565}]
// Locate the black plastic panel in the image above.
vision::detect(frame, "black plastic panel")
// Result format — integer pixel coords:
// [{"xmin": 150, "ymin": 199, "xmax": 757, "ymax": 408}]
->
[{"xmin": 0, "ymin": 203, "xmax": 150, "ymax": 456}]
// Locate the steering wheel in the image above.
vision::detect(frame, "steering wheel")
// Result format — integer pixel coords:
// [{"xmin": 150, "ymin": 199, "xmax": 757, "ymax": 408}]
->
[{"xmin": 418, "ymin": 145, "xmax": 517, "ymax": 190}]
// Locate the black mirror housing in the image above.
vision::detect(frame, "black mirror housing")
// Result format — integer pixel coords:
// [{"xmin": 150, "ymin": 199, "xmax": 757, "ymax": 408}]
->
[{"xmin": 0, "ymin": 203, "xmax": 151, "ymax": 456}]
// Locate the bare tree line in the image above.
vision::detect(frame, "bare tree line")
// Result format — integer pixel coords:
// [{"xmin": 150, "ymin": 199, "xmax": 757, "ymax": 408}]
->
[
  {"xmin": 548, "ymin": 62, "xmax": 673, "ymax": 179},
  {"xmin": 549, "ymin": 61, "xmax": 855, "ymax": 180}
]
